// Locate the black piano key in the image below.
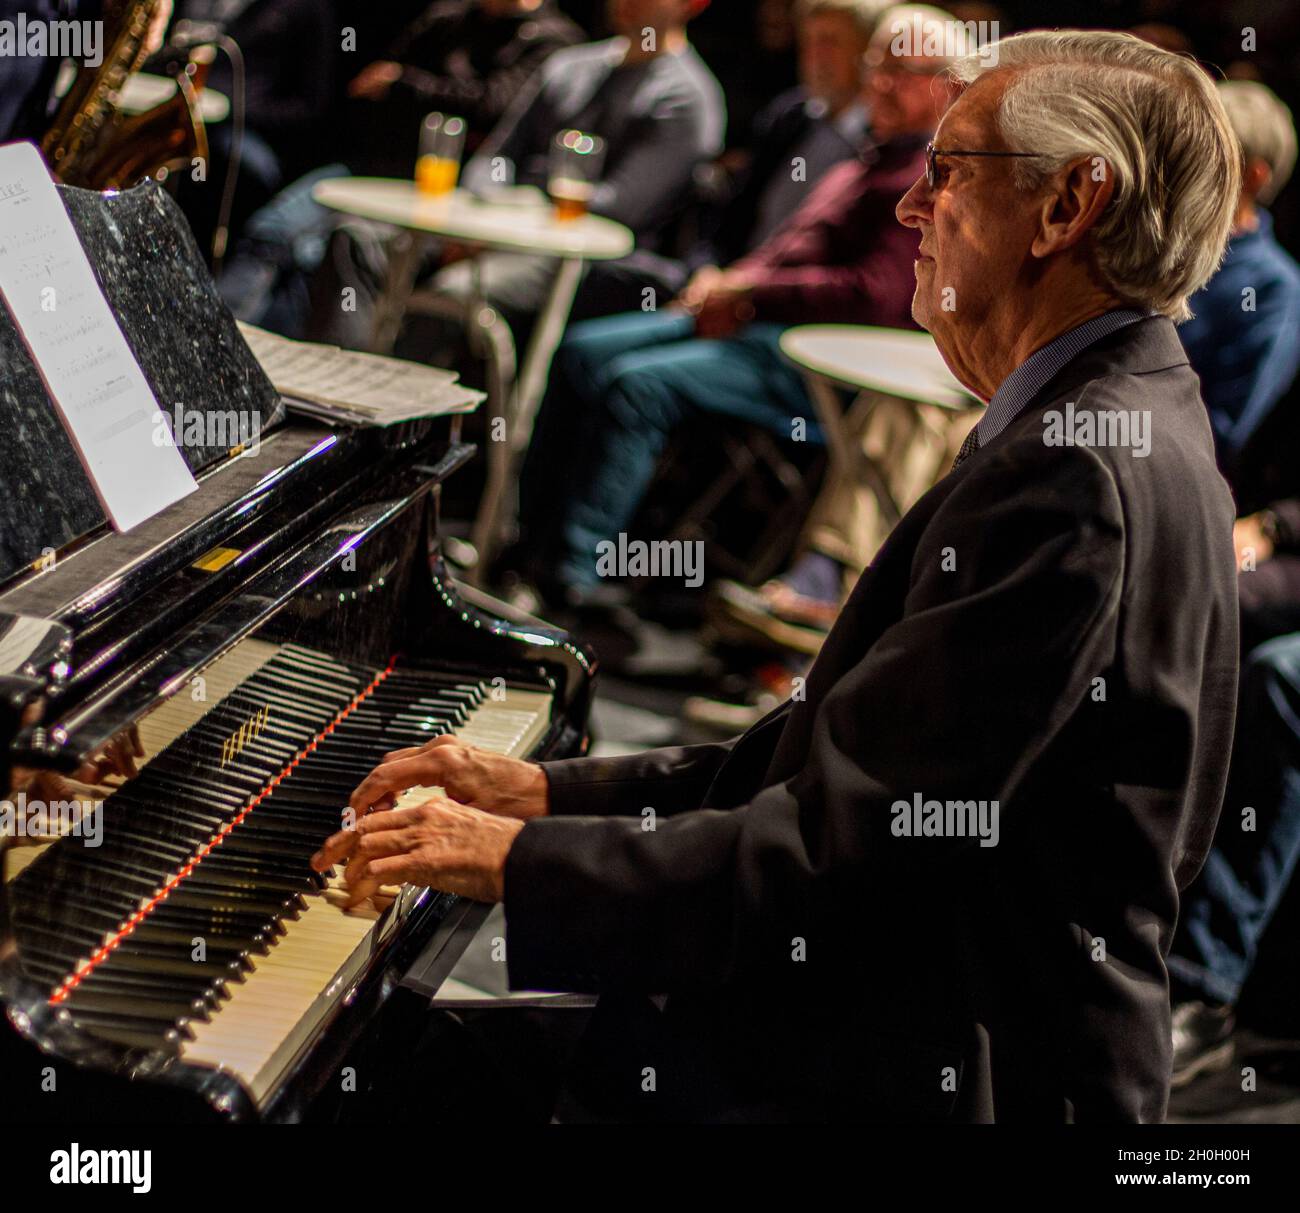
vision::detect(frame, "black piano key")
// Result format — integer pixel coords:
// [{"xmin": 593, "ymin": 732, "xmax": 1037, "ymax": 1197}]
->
[
  {"xmin": 63, "ymin": 989, "xmax": 209, "ymax": 1022},
  {"xmin": 111, "ymin": 794, "xmax": 231, "ymax": 830},
  {"xmin": 147, "ymin": 901, "xmax": 285, "ymax": 933},
  {"xmin": 21, "ymin": 950, "xmax": 228, "ymax": 1006},
  {"xmin": 66, "ymin": 1006, "xmax": 198, "ymax": 1041},
  {"xmin": 194, "ymin": 847, "xmax": 326, "ymax": 884},
  {"xmin": 179, "ymin": 865, "xmax": 317, "ymax": 896},
  {"xmin": 129, "ymin": 920, "xmax": 272, "ymax": 954},
  {"xmin": 104, "ymin": 943, "xmax": 250, "ymax": 979},
  {"xmin": 85, "ymin": 959, "xmax": 230, "ymax": 1001},
  {"xmin": 163, "ymin": 886, "xmax": 304, "ymax": 916},
  {"xmin": 73, "ymin": 1024, "xmax": 184, "ymax": 1057}
]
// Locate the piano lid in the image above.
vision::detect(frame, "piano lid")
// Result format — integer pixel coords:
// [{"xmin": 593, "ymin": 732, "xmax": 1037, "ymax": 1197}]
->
[{"xmin": 0, "ymin": 178, "xmax": 284, "ymax": 584}]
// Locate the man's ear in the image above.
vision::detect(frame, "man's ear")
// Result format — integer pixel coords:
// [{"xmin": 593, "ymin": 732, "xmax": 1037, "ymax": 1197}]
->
[
  {"xmin": 1243, "ymin": 156, "xmax": 1272, "ymax": 203},
  {"xmin": 1030, "ymin": 155, "xmax": 1115, "ymax": 258}
]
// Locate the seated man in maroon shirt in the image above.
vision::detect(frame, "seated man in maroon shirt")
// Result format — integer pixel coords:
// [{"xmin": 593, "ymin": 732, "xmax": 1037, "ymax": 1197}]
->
[{"xmin": 510, "ymin": 4, "xmax": 960, "ymax": 602}]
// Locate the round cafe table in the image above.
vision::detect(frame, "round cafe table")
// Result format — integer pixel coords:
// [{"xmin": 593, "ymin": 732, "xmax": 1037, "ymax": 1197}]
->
[
  {"xmin": 312, "ymin": 178, "xmax": 634, "ymax": 574},
  {"xmin": 780, "ymin": 324, "xmax": 978, "ymax": 528},
  {"xmin": 118, "ymin": 72, "xmax": 230, "ymax": 123}
]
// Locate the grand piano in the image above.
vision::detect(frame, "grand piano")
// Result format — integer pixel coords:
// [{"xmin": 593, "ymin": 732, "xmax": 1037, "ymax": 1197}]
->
[{"xmin": 0, "ymin": 179, "xmax": 593, "ymax": 1122}]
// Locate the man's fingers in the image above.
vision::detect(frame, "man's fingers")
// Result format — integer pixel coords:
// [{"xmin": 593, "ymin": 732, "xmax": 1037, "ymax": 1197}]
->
[
  {"xmin": 115, "ymin": 738, "xmax": 139, "ymax": 779},
  {"xmin": 354, "ymin": 805, "xmax": 424, "ymax": 836},
  {"xmin": 311, "ymin": 827, "xmax": 360, "ymax": 872},
  {"xmin": 366, "ymin": 854, "xmax": 429, "ymax": 884},
  {"xmin": 382, "ymin": 734, "xmax": 464, "ymax": 763},
  {"xmin": 338, "ymin": 861, "xmax": 384, "ymax": 908},
  {"xmin": 355, "ymin": 829, "xmax": 416, "ymax": 860},
  {"xmin": 349, "ymin": 755, "xmax": 441, "ymax": 813}
]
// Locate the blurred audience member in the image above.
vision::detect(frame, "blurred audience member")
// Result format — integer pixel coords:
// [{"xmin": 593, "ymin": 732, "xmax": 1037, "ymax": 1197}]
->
[
  {"xmin": 574, "ymin": 0, "xmax": 883, "ymax": 318},
  {"xmin": 1178, "ymin": 81, "xmax": 1300, "ymax": 476},
  {"xmin": 1168, "ymin": 554, "xmax": 1300, "ymax": 1085},
  {"xmin": 713, "ymin": 398, "xmax": 978, "ymax": 656},
  {"xmin": 724, "ymin": 75, "xmax": 1300, "ymax": 660},
  {"xmin": 308, "ymin": 0, "xmax": 724, "ymax": 350},
  {"xmin": 1128, "ymin": 22, "xmax": 1194, "ymax": 56},
  {"xmin": 168, "ymin": 0, "xmax": 339, "ymax": 258},
  {"xmin": 1167, "ymin": 120, "xmax": 1300, "ymax": 1071},
  {"xmin": 345, "ymin": 0, "xmax": 585, "ymax": 176},
  {"xmin": 217, "ymin": 0, "xmax": 581, "ymax": 330},
  {"xmin": 506, "ymin": 4, "xmax": 960, "ymax": 605},
  {"xmin": 698, "ymin": 0, "xmax": 801, "ymax": 155}
]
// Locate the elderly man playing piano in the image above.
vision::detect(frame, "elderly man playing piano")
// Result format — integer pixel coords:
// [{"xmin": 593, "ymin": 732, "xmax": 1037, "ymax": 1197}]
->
[{"xmin": 315, "ymin": 29, "xmax": 1241, "ymax": 1122}]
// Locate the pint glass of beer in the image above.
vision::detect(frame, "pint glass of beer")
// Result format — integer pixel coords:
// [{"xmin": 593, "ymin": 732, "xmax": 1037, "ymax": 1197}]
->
[
  {"xmin": 416, "ymin": 113, "xmax": 467, "ymax": 196},
  {"xmin": 548, "ymin": 130, "xmax": 605, "ymax": 221}
]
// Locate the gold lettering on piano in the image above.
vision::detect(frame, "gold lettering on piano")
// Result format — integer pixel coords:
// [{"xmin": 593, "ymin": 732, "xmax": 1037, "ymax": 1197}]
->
[
  {"xmin": 221, "ymin": 705, "xmax": 271, "ymax": 768},
  {"xmin": 192, "ymin": 546, "xmax": 241, "ymax": 573}
]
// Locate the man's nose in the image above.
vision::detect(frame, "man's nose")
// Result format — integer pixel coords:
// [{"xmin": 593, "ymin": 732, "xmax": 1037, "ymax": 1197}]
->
[{"xmin": 896, "ymin": 175, "xmax": 932, "ymax": 228}]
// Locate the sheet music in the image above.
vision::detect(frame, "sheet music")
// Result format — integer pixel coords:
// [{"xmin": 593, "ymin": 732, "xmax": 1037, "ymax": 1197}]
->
[
  {"xmin": 237, "ymin": 323, "xmax": 482, "ymax": 425},
  {"xmin": 0, "ymin": 142, "xmax": 197, "ymax": 531}
]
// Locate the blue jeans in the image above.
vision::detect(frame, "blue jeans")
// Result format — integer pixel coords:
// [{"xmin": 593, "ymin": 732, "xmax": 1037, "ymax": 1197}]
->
[
  {"xmin": 520, "ymin": 310, "xmax": 818, "ymax": 589},
  {"xmin": 1169, "ymin": 633, "xmax": 1300, "ymax": 1004},
  {"xmin": 217, "ymin": 164, "xmax": 351, "ymax": 335}
]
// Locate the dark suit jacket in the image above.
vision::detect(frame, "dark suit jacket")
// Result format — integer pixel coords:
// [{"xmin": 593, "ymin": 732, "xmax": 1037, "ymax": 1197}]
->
[{"xmin": 504, "ymin": 316, "xmax": 1239, "ymax": 1123}]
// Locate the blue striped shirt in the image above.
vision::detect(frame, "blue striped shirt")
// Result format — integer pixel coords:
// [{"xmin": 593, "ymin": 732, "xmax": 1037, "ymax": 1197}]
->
[{"xmin": 975, "ymin": 309, "xmax": 1149, "ymax": 446}]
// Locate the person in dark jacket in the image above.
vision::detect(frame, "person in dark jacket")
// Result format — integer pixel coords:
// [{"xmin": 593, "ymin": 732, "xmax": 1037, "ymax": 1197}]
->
[
  {"xmin": 168, "ymin": 0, "xmax": 339, "ymax": 257},
  {"xmin": 315, "ymin": 27, "xmax": 1241, "ymax": 1125},
  {"xmin": 571, "ymin": 0, "xmax": 880, "ymax": 319},
  {"xmin": 345, "ymin": 0, "xmax": 585, "ymax": 176}
]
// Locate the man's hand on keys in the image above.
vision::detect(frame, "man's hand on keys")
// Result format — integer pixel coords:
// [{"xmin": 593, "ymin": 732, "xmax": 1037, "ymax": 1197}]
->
[
  {"xmin": 312, "ymin": 793, "xmax": 524, "ymax": 906},
  {"xmin": 309, "ymin": 737, "xmax": 550, "ymax": 906},
  {"xmin": 346, "ymin": 734, "xmax": 550, "ymax": 821}
]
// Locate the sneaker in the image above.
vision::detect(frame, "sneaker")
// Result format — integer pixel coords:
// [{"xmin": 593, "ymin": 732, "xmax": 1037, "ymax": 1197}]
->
[
  {"xmin": 711, "ymin": 579, "xmax": 836, "ymax": 656},
  {"xmin": 683, "ymin": 662, "xmax": 801, "ymax": 732},
  {"xmin": 683, "ymin": 693, "xmax": 781, "ymax": 732},
  {"xmin": 1170, "ymin": 1000, "xmax": 1235, "ymax": 1088}
]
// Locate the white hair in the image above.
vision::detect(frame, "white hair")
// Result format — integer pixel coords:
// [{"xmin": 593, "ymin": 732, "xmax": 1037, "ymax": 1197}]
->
[
  {"xmin": 876, "ymin": 4, "xmax": 972, "ymax": 65},
  {"xmin": 949, "ymin": 30, "xmax": 1240, "ymax": 321},
  {"xmin": 1218, "ymin": 80, "xmax": 1296, "ymax": 205}
]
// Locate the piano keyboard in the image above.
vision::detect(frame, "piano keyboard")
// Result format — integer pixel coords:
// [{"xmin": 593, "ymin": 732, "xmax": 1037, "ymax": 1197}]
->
[{"xmin": 9, "ymin": 642, "xmax": 551, "ymax": 1107}]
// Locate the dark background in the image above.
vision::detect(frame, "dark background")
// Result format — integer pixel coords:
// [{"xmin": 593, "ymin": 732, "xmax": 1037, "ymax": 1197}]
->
[{"xmin": 333, "ymin": 0, "xmax": 1300, "ymax": 258}]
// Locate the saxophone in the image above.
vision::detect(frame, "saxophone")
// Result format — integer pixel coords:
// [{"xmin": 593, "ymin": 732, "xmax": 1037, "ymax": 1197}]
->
[{"xmin": 41, "ymin": 0, "xmax": 211, "ymax": 190}]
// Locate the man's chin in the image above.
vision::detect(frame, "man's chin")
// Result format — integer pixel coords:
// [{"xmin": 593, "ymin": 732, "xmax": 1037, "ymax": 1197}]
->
[{"xmin": 910, "ymin": 290, "xmax": 933, "ymax": 333}]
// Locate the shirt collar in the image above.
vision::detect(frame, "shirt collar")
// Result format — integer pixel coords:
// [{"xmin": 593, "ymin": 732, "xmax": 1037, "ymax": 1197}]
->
[
  {"xmin": 1230, "ymin": 206, "xmax": 1273, "ymax": 245},
  {"xmin": 832, "ymin": 102, "xmax": 870, "ymax": 144},
  {"xmin": 975, "ymin": 308, "xmax": 1149, "ymax": 445}
]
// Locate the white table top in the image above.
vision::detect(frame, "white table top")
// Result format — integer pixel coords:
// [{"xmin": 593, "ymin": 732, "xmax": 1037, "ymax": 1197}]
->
[
  {"xmin": 312, "ymin": 179, "xmax": 635, "ymax": 261},
  {"xmin": 781, "ymin": 325, "xmax": 975, "ymax": 411},
  {"xmin": 118, "ymin": 73, "xmax": 230, "ymax": 122}
]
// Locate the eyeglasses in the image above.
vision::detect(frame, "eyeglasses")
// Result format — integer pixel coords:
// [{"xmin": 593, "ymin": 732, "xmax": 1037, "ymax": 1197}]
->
[{"xmin": 925, "ymin": 141, "xmax": 1043, "ymax": 189}]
